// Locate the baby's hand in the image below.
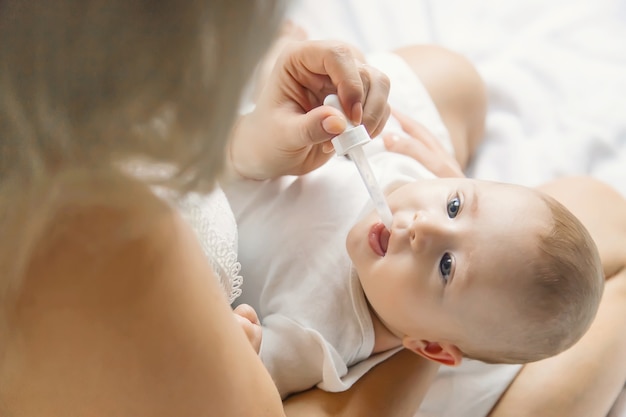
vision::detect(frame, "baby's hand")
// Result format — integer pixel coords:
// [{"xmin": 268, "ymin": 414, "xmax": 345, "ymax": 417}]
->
[
  {"xmin": 383, "ymin": 109, "xmax": 465, "ymax": 178},
  {"xmin": 233, "ymin": 304, "xmax": 262, "ymax": 354}
]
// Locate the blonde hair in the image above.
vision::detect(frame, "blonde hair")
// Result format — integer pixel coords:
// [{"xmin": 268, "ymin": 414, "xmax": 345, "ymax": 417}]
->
[
  {"xmin": 0, "ymin": 0, "xmax": 284, "ymax": 298},
  {"xmin": 464, "ymin": 192, "xmax": 604, "ymax": 364}
]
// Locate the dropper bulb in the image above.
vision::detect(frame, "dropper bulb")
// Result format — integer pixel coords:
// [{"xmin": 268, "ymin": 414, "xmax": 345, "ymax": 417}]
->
[{"xmin": 323, "ymin": 94, "xmax": 356, "ymax": 129}]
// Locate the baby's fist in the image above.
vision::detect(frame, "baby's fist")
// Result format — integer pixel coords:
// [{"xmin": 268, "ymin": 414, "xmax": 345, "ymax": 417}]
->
[{"xmin": 233, "ymin": 304, "xmax": 262, "ymax": 353}]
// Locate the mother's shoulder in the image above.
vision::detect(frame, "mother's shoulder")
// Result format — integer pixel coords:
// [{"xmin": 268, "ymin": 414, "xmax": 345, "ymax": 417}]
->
[
  {"xmin": 1, "ymin": 174, "xmax": 284, "ymax": 415},
  {"xmin": 16, "ymin": 172, "xmax": 196, "ymax": 298}
]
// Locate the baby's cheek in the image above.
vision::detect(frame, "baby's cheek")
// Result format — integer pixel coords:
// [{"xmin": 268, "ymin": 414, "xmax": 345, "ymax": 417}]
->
[{"xmin": 345, "ymin": 224, "xmax": 360, "ymax": 256}]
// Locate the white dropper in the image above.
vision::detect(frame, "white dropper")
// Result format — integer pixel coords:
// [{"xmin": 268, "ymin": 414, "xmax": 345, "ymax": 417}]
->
[{"xmin": 323, "ymin": 94, "xmax": 393, "ymax": 230}]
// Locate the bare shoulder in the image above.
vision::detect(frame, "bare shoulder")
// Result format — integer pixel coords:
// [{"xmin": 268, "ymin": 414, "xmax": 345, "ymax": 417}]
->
[
  {"xmin": 537, "ymin": 176, "xmax": 626, "ymax": 278},
  {"xmin": 2, "ymin": 176, "xmax": 284, "ymax": 416}
]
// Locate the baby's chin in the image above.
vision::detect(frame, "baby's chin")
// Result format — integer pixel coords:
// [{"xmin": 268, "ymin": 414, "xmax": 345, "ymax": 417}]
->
[{"xmin": 345, "ymin": 222, "xmax": 361, "ymax": 258}]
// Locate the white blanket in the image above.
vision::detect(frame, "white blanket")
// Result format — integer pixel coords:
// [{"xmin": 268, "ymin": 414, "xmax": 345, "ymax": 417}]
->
[{"xmin": 287, "ymin": 0, "xmax": 626, "ymax": 415}]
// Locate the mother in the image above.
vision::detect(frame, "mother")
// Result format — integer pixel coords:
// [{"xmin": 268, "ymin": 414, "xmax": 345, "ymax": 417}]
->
[{"xmin": 0, "ymin": 1, "xmax": 396, "ymax": 415}]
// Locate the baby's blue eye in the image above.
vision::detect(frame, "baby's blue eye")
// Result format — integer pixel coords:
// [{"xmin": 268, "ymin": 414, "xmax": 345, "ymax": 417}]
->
[
  {"xmin": 439, "ymin": 253, "xmax": 453, "ymax": 284},
  {"xmin": 447, "ymin": 196, "xmax": 461, "ymax": 218}
]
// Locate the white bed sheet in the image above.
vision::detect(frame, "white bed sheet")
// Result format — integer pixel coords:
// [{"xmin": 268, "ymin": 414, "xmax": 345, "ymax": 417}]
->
[{"xmin": 287, "ymin": 0, "xmax": 626, "ymax": 415}]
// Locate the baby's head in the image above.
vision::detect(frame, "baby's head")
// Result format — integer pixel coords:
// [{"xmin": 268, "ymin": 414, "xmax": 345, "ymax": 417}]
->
[{"xmin": 347, "ymin": 178, "xmax": 603, "ymax": 366}]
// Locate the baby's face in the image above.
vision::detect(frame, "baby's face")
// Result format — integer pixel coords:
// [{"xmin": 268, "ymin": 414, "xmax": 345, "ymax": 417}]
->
[{"xmin": 346, "ymin": 178, "xmax": 551, "ymax": 347}]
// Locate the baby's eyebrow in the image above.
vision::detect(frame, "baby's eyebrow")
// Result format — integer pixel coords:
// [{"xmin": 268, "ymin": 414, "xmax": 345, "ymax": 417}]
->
[{"xmin": 458, "ymin": 247, "xmax": 476, "ymax": 290}]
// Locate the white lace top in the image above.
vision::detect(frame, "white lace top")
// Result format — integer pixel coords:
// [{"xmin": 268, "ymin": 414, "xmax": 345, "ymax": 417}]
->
[
  {"xmin": 132, "ymin": 160, "xmax": 242, "ymax": 303},
  {"xmin": 176, "ymin": 187, "xmax": 243, "ymax": 304}
]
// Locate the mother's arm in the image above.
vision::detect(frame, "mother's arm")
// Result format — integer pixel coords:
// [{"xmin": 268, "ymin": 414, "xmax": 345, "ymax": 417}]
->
[
  {"xmin": 489, "ymin": 177, "xmax": 626, "ymax": 417},
  {"xmin": 2, "ymin": 181, "xmax": 285, "ymax": 417},
  {"xmin": 284, "ymin": 349, "xmax": 439, "ymax": 417}
]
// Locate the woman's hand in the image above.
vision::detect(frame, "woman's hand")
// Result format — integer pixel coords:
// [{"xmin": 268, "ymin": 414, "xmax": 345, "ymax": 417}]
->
[
  {"xmin": 383, "ymin": 109, "xmax": 465, "ymax": 178},
  {"xmin": 233, "ymin": 304, "xmax": 262, "ymax": 354},
  {"xmin": 229, "ymin": 40, "xmax": 391, "ymax": 180}
]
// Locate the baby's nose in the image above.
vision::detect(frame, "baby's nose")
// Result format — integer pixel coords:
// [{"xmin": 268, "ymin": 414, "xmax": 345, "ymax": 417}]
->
[{"xmin": 409, "ymin": 211, "xmax": 448, "ymax": 252}]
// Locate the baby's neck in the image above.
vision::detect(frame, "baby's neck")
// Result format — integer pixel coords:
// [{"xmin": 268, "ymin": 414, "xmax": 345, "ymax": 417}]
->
[{"xmin": 368, "ymin": 304, "xmax": 403, "ymax": 354}]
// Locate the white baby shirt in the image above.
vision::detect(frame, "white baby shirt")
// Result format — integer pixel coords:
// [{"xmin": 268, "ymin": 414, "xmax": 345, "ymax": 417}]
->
[{"xmin": 226, "ymin": 148, "xmax": 436, "ymax": 398}]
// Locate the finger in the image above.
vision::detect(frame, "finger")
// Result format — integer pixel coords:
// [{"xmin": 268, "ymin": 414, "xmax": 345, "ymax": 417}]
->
[
  {"xmin": 383, "ymin": 133, "xmax": 430, "ymax": 161},
  {"xmin": 359, "ymin": 64, "xmax": 371, "ymax": 99},
  {"xmin": 383, "ymin": 133, "xmax": 465, "ymax": 178},
  {"xmin": 233, "ymin": 304, "xmax": 260, "ymax": 325},
  {"xmin": 369, "ymin": 101, "xmax": 391, "ymax": 139},
  {"xmin": 361, "ymin": 64, "xmax": 391, "ymax": 137},
  {"xmin": 321, "ymin": 140, "xmax": 336, "ymax": 154},
  {"xmin": 391, "ymin": 108, "xmax": 435, "ymax": 141},
  {"xmin": 293, "ymin": 105, "xmax": 347, "ymax": 147},
  {"xmin": 391, "ymin": 108, "xmax": 420, "ymax": 135},
  {"xmin": 234, "ymin": 313, "xmax": 259, "ymax": 348},
  {"xmin": 392, "ymin": 108, "xmax": 450, "ymax": 154},
  {"xmin": 234, "ymin": 313, "xmax": 250, "ymax": 329}
]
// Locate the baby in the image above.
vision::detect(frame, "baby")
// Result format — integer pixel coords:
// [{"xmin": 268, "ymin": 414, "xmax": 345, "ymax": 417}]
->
[
  {"xmin": 226, "ymin": 146, "xmax": 603, "ymax": 399},
  {"xmin": 225, "ymin": 43, "xmax": 604, "ymax": 399}
]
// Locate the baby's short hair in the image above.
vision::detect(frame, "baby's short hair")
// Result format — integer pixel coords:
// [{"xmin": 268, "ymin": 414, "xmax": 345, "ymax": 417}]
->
[{"xmin": 464, "ymin": 191, "xmax": 604, "ymax": 364}]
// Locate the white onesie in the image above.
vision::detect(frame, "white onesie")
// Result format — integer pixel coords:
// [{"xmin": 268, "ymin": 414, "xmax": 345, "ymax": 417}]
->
[{"xmin": 227, "ymin": 148, "xmax": 438, "ymax": 399}]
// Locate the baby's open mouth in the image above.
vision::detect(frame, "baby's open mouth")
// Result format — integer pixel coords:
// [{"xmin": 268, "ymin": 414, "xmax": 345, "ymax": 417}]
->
[{"xmin": 369, "ymin": 223, "xmax": 390, "ymax": 256}]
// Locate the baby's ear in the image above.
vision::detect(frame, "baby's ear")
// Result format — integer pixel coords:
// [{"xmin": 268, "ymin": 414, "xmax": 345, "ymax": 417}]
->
[{"xmin": 402, "ymin": 338, "xmax": 463, "ymax": 367}]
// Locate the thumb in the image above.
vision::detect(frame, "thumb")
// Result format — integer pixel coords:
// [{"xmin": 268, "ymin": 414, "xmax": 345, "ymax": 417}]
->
[{"xmin": 296, "ymin": 106, "xmax": 348, "ymax": 148}]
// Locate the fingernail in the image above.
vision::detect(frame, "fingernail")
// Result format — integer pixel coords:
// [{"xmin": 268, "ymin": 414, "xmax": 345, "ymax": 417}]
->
[
  {"xmin": 322, "ymin": 115, "xmax": 345, "ymax": 134},
  {"xmin": 322, "ymin": 141, "xmax": 335, "ymax": 154},
  {"xmin": 351, "ymin": 102, "xmax": 363, "ymax": 125}
]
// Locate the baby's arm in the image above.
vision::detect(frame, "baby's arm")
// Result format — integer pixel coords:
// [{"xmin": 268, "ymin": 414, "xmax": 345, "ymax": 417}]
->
[
  {"xmin": 383, "ymin": 108, "xmax": 465, "ymax": 178},
  {"xmin": 238, "ymin": 312, "xmax": 357, "ymax": 400},
  {"xmin": 259, "ymin": 315, "xmax": 332, "ymax": 399},
  {"xmin": 232, "ymin": 306, "xmax": 338, "ymax": 400}
]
